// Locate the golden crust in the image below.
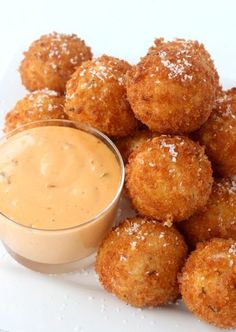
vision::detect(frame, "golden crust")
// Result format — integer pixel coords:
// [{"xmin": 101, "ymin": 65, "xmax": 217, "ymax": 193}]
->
[
  {"xmin": 195, "ymin": 88, "xmax": 236, "ymax": 177},
  {"xmin": 180, "ymin": 238, "xmax": 236, "ymax": 329},
  {"xmin": 179, "ymin": 178, "xmax": 236, "ymax": 248},
  {"xmin": 115, "ymin": 129, "xmax": 159, "ymax": 163},
  {"xmin": 4, "ymin": 89, "xmax": 66, "ymax": 133},
  {"xmin": 19, "ymin": 32, "xmax": 92, "ymax": 93},
  {"xmin": 64, "ymin": 55, "xmax": 138, "ymax": 137},
  {"xmin": 125, "ymin": 135, "xmax": 213, "ymax": 223},
  {"xmin": 126, "ymin": 38, "xmax": 219, "ymax": 134},
  {"xmin": 96, "ymin": 217, "xmax": 187, "ymax": 307}
]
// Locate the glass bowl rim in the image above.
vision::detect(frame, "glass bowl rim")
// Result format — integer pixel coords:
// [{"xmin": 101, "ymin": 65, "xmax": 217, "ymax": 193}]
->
[{"xmin": 0, "ymin": 119, "xmax": 125, "ymax": 233}]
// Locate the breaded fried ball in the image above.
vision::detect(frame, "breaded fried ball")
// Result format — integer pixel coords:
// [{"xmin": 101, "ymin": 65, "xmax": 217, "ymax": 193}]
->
[
  {"xmin": 96, "ymin": 217, "xmax": 187, "ymax": 307},
  {"xmin": 4, "ymin": 89, "xmax": 66, "ymax": 133},
  {"xmin": 65, "ymin": 55, "xmax": 138, "ymax": 137},
  {"xmin": 125, "ymin": 135, "xmax": 213, "ymax": 223},
  {"xmin": 180, "ymin": 238, "xmax": 236, "ymax": 329},
  {"xmin": 126, "ymin": 38, "xmax": 219, "ymax": 134},
  {"xmin": 179, "ymin": 178, "xmax": 236, "ymax": 248},
  {"xmin": 195, "ymin": 88, "xmax": 236, "ymax": 177},
  {"xmin": 19, "ymin": 32, "xmax": 92, "ymax": 93},
  {"xmin": 115, "ymin": 129, "xmax": 159, "ymax": 163}
]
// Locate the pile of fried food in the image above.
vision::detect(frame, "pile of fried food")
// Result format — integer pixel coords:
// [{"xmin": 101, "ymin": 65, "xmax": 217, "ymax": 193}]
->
[{"xmin": 4, "ymin": 32, "xmax": 236, "ymax": 329}]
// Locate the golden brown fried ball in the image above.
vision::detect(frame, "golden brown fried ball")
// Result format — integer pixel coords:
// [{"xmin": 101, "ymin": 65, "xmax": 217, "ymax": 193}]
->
[
  {"xmin": 19, "ymin": 32, "xmax": 92, "ymax": 93},
  {"xmin": 115, "ymin": 129, "xmax": 159, "ymax": 163},
  {"xmin": 126, "ymin": 38, "xmax": 219, "ymax": 134},
  {"xmin": 125, "ymin": 135, "xmax": 213, "ymax": 223},
  {"xmin": 180, "ymin": 238, "xmax": 236, "ymax": 329},
  {"xmin": 195, "ymin": 88, "xmax": 236, "ymax": 177},
  {"xmin": 65, "ymin": 55, "xmax": 138, "ymax": 137},
  {"xmin": 179, "ymin": 178, "xmax": 236, "ymax": 249},
  {"xmin": 4, "ymin": 89, "xmax": 66, "ymax": 133},
  {"xmin": 96, "ymin": 217, "xmax": 187, "ymax": 307}
]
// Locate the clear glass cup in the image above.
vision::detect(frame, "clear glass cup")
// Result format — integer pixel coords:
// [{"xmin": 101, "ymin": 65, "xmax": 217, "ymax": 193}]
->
[{"xmin": 0, "ymin": 120, "xmax": 125, "ymax": 273}]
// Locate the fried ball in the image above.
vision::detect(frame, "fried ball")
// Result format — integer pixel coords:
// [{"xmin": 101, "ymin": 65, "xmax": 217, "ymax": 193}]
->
[
  {"xmin": 180, "ymin": 238, "xmax": 236, "ymax": 329},
  {"xmin": 126, "ymin": 38, "xmax": 219, "ymax": 134},
  {"xmin": 125, "ymin": 135, "xmax": 213, "ymax": 223},
  {"xmin": 65, "ymin": 55, "xmax": 138, "ymax": 137},
  {"xmin": 4, "ymin": 89, "xmax": 66, "ymax": 132},
  {"xmin": 115, "ymin": 129, "xmax": 159, "ymax": 163},
  {"xmin": 96, "ymin": 217, "xmax": 187, "ymax": 307},
  {"xmin": 179, "ymin": 178, "xmax": 236, "ymax": 248},
  {"xmin": 19, "ymin": 32, "xmax": 92, "ymax": 93},
  {"xmin": 195, "ymin": 88, "xmax": 236, "ymax": 177}
]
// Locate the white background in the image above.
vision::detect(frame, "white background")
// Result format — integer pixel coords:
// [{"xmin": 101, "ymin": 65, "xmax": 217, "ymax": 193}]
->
[
  {"xmin": 0, "ymin": 1, "xmax": 235, "ymax": 332},
  {"xmin": 0, "ymin": 0, "xmax": 236, "ymax": 85}
]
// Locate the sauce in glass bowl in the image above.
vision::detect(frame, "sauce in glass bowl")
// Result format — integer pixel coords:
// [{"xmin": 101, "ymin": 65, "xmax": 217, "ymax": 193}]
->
[{"xmin": 0, "ymin": 120, "xmax": 124, "ymax": 272}]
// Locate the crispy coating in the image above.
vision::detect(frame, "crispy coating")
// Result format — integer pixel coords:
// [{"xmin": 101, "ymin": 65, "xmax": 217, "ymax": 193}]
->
[
  {"xmin": 96, "ymin": 217, "xmax": 187, "ymax": 307},
  {"xmin": 115, "ymin": 129, "xmax": 159, "ymax": 163},
  {"xmin": 180, "ymin": 238, "xmax": 236, "ymax": 329},
  {"xmin": 195, "ymin": 88, "xmax": 236, "ymax": 177},
  {"xmin": 4, "ymin": 89, "xmax": 66, "ymax": 133},
  {"xmin": 179, "ymin": 178, "xmax": 236, "ymax": 248},
  {"xmin": 126, "ymin": 38, "xmax": 219, "ymax": 134},
  {"xmin": 125, "ymin": 135, "xmax": 213, "ymax": 223},
  {"xmin": 65, "ymin": 55, "xmax": 138, "ymax": 137},
  {"xmin": 19, "ymin": 32, "xmax": 92, "ymax": 93}
]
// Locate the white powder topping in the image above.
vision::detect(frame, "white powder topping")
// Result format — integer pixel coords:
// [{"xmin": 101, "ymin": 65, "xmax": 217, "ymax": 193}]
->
[
  {"xmin": 120, "ymin": 255, "xmax": 127, "ymax": 262},
  {"xmin": 160, "ymin": 140, "xmax": 178, "ymax": 162},
  {"xmin": 216, "ymin": 94, "xmax": 231, "ymax": 104},
  {"xmin": 66, "ymin": 92, "xmax": 75, "ymax": 101},
  {"xmin": 158, "ymin": 45, "xmax": 193, "ymax": 81},
  {"xmin": 229, "ymin": 244, "xmax": 236, "ymax": 256},
  {"xmin": 77, "ymin": 59, "xmax": 125, "ymax": 90},
  {"xmin": 145, "ymin": 271, "xmax": 159, "ymax": 277},
  {"xmin": 79, "ymin": 68, "xmax": 87, "ymax": 77},
  {"xmin": 125, "ymin": 222, "xmax": 140, "ymax": 235},
  {"xmin": 130, "ymin": 241, "xmax": 137, "ymax": 249},
  {"xmin": 48, "ymin": 104, "xmax": 53, "ymax": 111},
  {"xmin": 183, "ymin": 74, "xmax": 193, "ymax": 80},
  {"xmin": 50, "ymin": 63, "xmax": 57, "ymax": 70},
  {"xmin": 231, "ymin": 180, "xmax": 236, "ymax": 189},
  {"xmin": 117, "ymin": 77, "xmax": 124, "ymax": 85},
  {"xmin": 26, "ymin": 90, "xmax": 61, "ymax": 114},
  {"xmin": 159, "ymin": 232, "xmax": 165, "ymax": 238},
  {"xmin": 31, "ymin": 89, "xmax": 59, "ymax": 97},
  {"xmin": 227, "ymin": 180, "xmax": 236, "ymax": 195},
  {"xmin": 70, "ymin": 56, "xmax": 78, "ymax": 65},
  {"xmin": 40, "ymin": 32, "xmax": 88, "ymax": 70},
  {"xmin": 222, "ymin": 104, "xmax": 236, "ymax": 119},
  {"xmin": 136, "ymin": 233, "xmax": 145, "ymax": 241},
  {"xmin": 149, "ymin": 162, "xmax": 156, "ymax": 167},
  {"xmin": 229, "ymin": 259, "xmax": 234, "ymax": 267}
]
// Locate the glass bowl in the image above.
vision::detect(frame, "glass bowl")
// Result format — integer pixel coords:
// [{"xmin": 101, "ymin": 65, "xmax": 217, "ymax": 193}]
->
[{"xmin": 0, "ymin": 120, "xmax": 125, "ymax": 273}]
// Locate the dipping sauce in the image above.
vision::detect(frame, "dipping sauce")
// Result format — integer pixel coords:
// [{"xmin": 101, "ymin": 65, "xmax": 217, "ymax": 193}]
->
[{"xmin": 0, "ymin": 126, "xmax": 121, "ymax": 230}]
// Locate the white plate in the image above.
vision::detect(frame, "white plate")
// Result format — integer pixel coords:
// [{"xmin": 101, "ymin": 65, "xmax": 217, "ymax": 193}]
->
[{"xmin": 0, "ymin": 53, "xmax": 234, "ymax": 332}]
